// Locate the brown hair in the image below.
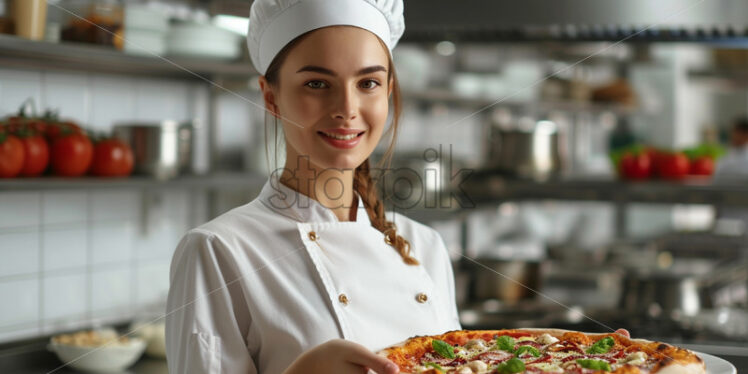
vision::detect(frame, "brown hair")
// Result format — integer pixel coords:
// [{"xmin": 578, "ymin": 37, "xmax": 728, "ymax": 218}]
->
[{"xmin": 263, "ymin": 27, "xmax": 419, "ymax": 266}]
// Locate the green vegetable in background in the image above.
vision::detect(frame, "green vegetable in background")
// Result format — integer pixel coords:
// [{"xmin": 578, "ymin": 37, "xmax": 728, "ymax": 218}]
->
[
  {"xmin": 586, "ymin": 336, "xmax": 615, "ymax": 354},
  {"xmin": 682, "ymin": 144, "xmax": 726, "ymax": 160},
  {"xmin": 495, "ymin": 358, "xmax": 525, "ymax": 374},
  {"xmin": 577, "ymin": 359, "xmax": 612, "ymax": 371},
  {"xmin": 432, "ymin": 339, "xmax": 455, "ymax": 359}
]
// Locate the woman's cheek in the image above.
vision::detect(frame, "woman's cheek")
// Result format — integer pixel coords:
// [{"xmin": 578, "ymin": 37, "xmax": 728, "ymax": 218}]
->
[{"xmin": 366, "ymin": 96, "xmax": 389, "ymax": 132}]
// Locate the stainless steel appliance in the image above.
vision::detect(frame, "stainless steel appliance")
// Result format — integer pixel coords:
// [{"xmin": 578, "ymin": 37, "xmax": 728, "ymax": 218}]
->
[
  {"xmin": 483, "ymin": 115, "xmax": 565, "ymax": 180},
  {"xmin": 467, "ymin": 258, "xmax": 544, "ymax": 304},
  {"xmin": 113, "ymin": 121, "xmax": 194, "ymax": 180}
]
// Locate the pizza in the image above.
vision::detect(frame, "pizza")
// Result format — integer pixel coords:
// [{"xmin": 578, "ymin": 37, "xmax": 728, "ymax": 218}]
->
[{"xmin": 376, "ymin": 328, "xmax": 705, "ymax": 374}]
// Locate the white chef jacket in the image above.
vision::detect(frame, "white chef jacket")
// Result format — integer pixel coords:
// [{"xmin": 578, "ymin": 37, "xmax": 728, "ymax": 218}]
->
[{"xmin": 165, "ymin": 176, "xmax": 462, "ymax": 374}]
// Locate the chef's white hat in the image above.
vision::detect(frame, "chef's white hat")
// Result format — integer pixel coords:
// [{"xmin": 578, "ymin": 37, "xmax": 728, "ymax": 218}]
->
[{"xmin": 247, "ymin": 0, "xmax": 405, "ymax": 75}]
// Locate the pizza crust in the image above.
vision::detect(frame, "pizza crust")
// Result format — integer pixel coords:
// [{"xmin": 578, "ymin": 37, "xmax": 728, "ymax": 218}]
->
[
  {"xmin": 656, "ymin": 363, "xmax": 706, "ymax": 374},
  {"xmin": 376, "ymin": 328, "xmax": 706, "ymax": 374}
]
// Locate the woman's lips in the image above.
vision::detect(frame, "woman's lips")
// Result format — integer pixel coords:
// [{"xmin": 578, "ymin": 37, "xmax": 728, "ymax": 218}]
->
[{"xmin": 317, "ymin": 130, "xmax": 365, "ymax": 149}]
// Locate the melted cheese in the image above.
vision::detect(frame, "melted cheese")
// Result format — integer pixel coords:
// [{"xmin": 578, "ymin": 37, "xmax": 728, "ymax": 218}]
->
[{"xmin": 528, "ymin": 362, "xmax": 564, "ymax": 373}]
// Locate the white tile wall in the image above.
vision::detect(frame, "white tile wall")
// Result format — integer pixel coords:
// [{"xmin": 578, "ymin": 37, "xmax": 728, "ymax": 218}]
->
[
  {"xmin": 42, "ymin": 226, "xmax": 88, "ymax": 272},
  {"xmin": 0, "ymin": 67, "xmax": 202, "ymax": 344},
  {"xmin": 134, "ymin": 79, "xmax": 192, "ymax": 122},
  {"xmin": 90, "ymin": 73, "xmax": 137, "ymax": 130},
  {"xmin": 135, "ymin": 220, "xmax": 178, "ymax": 261},
  {"xmin": 91, "ymin": 267, "xmax": 133, "ymax": 315},
  {"xmin": 91, "ymin": 221, "xmax": 135, "ymax": 266},
  {"xmin": 42, "ymin": 273, "xmax": 87, "ymax": 322},
  {"xmin": 0, "ymin": 231, "xmax": 40, "ymax": 277},
  {"xmin": 43, "ymin": 71, "xmax": 90, "ymax": 125},
  {"xmin": 0, "ymin": 279, "xmax": 40, "ymax": 332},
  {"xmin": 90, "ymin": 190, "xmax": 140, "ymax": 221},
  {"xmin": 0, "ymin": 69, "xmax": 42, "ymax": 116},
  {"xmin": 42, "ymin": 191, "xmax": 88, "ymax": 225},
  {"xmin": 0, "ymin": 188, "xmax": 189, "ymax": 343},
  {"xmin": 135, "ymin": 260, "xmax": 171, "ymax": 306},
  {"xmin": 0, "ymin": 192, "xmax": 40, "ymax": 229}
]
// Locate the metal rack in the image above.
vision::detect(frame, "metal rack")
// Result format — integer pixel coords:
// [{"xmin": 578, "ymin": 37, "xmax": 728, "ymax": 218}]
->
[
  {"xmin": 0, "ymin": 34, "xmax": 255, "ymax": 79},
  {"xmin": 402, "ymin": 89, "xmax": 639, "ymax": 115},
  {"xmin": 460, "ymin": 173, "xmax": 748, "ymax": 238},
  {"xmin": 0, "ymin": 172, "xmax": 266, "ymax": 191}
]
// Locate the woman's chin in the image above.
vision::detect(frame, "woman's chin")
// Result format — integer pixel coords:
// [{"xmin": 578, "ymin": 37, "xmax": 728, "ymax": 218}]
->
[{"xmin": 317, "ymin": 153, "xmax": 368, "ymax": 171}]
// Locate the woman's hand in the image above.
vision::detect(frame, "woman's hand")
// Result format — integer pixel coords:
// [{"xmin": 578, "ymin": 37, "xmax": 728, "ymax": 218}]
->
[
  {"xmin": 615, "ymin": 328, "xmax": 631, "ymax": 338},
  {"xmin": 283, "ymin": 339, "xmax": 399, "ymax": 374}
]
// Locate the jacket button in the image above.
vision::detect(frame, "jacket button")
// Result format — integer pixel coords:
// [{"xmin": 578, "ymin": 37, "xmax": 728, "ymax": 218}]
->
[
  {"xmin": 308, "ymin": 231, "xmax": 317, "ymax": 241},
  {"xmin": 338, "ymin": 293, "xmax": 349, "ymax": 305},
  {"xmin": 416, "ymin": 292, "xmax": 428, "ymax": 303}
]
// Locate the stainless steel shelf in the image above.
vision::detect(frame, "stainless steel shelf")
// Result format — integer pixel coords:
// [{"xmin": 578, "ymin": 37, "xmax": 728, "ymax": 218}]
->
[
  {"xmin": 0, "ymin": 172, "xmax": 266, "ymax": 191},
  {"xmin": 688, "ymin": 68, "xmax": 748, "ymax": 87},
  {"xmin": 402, "ymin": 89, "xmax": 639, "ymax": 115},
  {"xmin": 0, "ymin": 34, "xmax": 256, "ymax": 79},
  {"xmin": 462, "ymin": 174, "xmax": 748, "ymax": 207}
]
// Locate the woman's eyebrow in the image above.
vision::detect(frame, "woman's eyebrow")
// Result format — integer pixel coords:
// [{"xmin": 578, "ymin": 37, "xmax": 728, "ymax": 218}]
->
[{"xmin": 296, "ymin": 65, "xmax": 387, "ymax": 76}]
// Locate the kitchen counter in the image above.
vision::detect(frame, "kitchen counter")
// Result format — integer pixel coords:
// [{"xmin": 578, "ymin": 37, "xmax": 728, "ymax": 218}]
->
[{"xmin": 0, "ymin": 339, "xmax": 168, "ymax": 374}]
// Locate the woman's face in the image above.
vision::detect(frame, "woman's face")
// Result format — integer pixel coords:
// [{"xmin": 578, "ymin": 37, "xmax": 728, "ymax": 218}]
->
[{"xmin": 261, "ymin": 26, "xmax": 392, "ymax": 172}]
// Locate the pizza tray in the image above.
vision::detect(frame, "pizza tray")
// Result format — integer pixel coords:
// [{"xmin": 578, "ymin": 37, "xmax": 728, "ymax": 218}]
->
[{"xmin": 697, "ymin": 351, "xmax": 737, "ymax": 374}]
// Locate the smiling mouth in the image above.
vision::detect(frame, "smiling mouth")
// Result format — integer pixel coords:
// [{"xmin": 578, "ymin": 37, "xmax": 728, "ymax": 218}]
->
[{"xmin": 317, "ymin": 131, "xmax": 365, "ymax": 140}]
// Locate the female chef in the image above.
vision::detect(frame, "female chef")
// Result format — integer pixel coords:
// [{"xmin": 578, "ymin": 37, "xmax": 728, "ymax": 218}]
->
[{"xmin": 165, "ymin": 0, "xmax": 462, "ymax": 373}]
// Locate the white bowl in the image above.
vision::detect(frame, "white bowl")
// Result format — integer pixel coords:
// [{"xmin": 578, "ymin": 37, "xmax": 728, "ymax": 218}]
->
[
  {"xmin": 48, "ymin": 338, "xmax": 146, "ymax": 373},
  {"xmin": 129, "ymin": 321, "xmax": 166, "ymax": 359}
]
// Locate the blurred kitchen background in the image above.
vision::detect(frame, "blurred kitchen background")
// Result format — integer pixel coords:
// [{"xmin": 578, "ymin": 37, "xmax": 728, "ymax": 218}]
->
[{"xmin": 0, "ymin": 0, "xmax": 747, "ymax": 372}]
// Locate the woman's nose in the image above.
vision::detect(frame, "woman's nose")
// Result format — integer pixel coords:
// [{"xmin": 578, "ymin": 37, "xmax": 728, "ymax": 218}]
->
[{"xmin": 331, "ymin": 87, "xmax": 357, "ymax": 120}]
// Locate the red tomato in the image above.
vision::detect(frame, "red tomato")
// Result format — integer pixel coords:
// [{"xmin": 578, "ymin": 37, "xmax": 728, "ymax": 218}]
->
[
  {"xmin": 28, "ymin": 120, "xmax": 47, "ymax": 135},
  {"xmin": 3, "ymin": 117, "xmax": 24, "ymax": 134},
  {"xmin": 51, "ymin": 133, "xmax": 93, "ymax": 177},
  {"xmin": 690, "ymin": 156, "xmax": 714, "ymax": 176},
  {"xmin": 19, "ymin": 135, "xmax": 50, "ymax": 177},
  {"xmin": 0, "ymin": 134, "xmax": 26, "ymax": 178},
  {"xmin": 619, "ymin": 151, "xmax": 652, "ymax": 180},
  {"xmin": 90, "ymin": 139, "xmax": 134, "ymax": 177},
  {"xmin": 45, "ymin": 121, "xmax": 84, "ymax": 140},
  {"xmin": 659, "ymin": 152, "xmax": 690, "ymax": 180}
]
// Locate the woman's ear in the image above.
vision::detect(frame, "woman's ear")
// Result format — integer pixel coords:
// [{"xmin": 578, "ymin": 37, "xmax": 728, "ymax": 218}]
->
[
  {"xmin": 387, "ymin": 77, "xmax": 394, "ymax": 97},
  {"xmin": 258, "ymin": 76, "xmax": 279, "ymax": 118}
]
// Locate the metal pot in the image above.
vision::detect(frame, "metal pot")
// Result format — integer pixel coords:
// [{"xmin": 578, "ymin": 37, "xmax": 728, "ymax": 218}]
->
[
  {"xmin": 619, "ymin": 271, "xmax": 702, "ymax": 318},
  {"xmin": 483, "ymin": 115, "xmax": 564, "ymax": 180},
  {"xmin": 113, "ymin": 121, "xmax": 193, "ymax": 180},
  {"xmin": 468, "ymin": 258, "xmax": 544, "ymax": 304}
]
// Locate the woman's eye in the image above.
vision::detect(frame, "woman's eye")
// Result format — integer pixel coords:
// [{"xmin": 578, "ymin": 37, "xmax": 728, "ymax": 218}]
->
[
  {"xmin": 305, "ymin": 80, "xmax": 327, "ymax": 89},
  {"xmin": 360, "ymin": 80, "xmax": 380, "ymax": 89}
]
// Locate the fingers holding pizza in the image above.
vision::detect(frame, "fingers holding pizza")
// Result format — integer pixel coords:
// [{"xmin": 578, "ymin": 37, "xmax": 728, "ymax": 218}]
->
[
  {"xmin": 283, "ymin": 339, "xmax": 399, "ymax": 374},
  {"xmin": 614, "ymin": 328, "xmax": 630, "ymax": 338}
]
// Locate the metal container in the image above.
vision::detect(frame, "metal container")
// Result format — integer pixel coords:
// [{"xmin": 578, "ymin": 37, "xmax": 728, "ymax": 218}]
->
[
  {"xmin": 113, "ymin": 121, "xmax": 192, "ymax": 180},
  {"xmin": 468, "ymin": 258, "xmax": 543, "ymax": 304},
  {"xmin": 483, "ymin": 115, "xmax": 564, "ymax": 180},
  {"xmin": 619, "ymin": 271, "xmax": 702, "ymax": 317}
]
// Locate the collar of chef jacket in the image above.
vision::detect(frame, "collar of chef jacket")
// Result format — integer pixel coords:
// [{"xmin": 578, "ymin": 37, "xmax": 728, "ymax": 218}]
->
[{"xmin": 258, "ymin": 174, "xmax": 371, "ymax": 225}]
